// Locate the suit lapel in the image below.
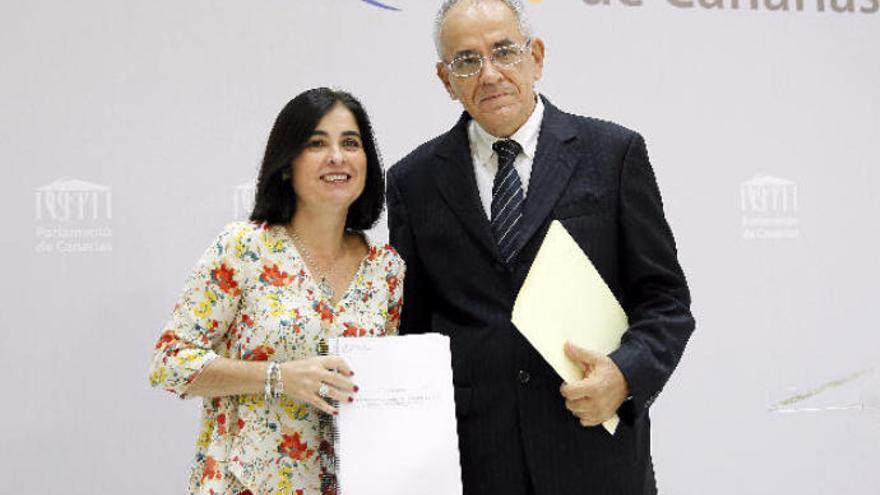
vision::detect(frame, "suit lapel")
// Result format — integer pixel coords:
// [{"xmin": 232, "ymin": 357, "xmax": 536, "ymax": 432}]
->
[
  {"xmin": 431, "ymin": 113, "xmax": 499, "ymax": 259},
  {"xmin": 430, "ymin": 100, "xmax": 580, "ymax": 262},
  {"xmin": 513, "ymin": 99, "xmax": 578, "ymax": 257}
]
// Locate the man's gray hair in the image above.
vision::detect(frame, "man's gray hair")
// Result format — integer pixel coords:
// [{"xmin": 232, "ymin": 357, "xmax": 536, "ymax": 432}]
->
[{"xmin": 433, "ymin": 0, "xmax": 533, "ymax": 59}]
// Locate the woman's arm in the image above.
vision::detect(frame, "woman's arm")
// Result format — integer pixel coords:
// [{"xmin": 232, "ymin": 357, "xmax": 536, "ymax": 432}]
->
[
  {"xmin": 186, "ymin": 355, "xmax": 356, "ymax": 415},
  {"xmin": 149, "ymin": 223, "xmax": 357, "ymax": 413},
  {"xmin": 149, "ymin": 224, "xmax": 248, "ymax": 398}
]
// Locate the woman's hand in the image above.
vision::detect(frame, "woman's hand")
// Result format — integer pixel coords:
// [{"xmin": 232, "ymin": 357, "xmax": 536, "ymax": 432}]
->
[{"xmin": 280, "ymin": 356, "xmax": 357, "ymax": 415}]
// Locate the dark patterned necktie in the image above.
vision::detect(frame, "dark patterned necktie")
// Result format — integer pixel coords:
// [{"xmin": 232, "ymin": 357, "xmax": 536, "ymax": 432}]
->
[{"xmin": 491, "ymin": 139, "xmax": 524, "ymax": 262}]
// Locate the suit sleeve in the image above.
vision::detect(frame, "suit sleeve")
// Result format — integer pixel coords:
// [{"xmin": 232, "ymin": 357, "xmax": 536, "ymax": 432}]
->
[
  {"xmin": 608, "ymin": 133, "xmax": 695, "ymax": 421},
  {"xmin": 387, "ymin": 170, "xmax": 435, "ymax": 335}
]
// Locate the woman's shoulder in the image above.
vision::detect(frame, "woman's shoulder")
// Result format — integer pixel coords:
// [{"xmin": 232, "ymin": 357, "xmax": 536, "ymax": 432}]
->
[
  {"xmin": 364, "ymin": 237, "xmax": 405, "ymax": 274},
  {"xmin": 214, "ymin": 220, "xmax": 265, "ymax": 242},
  {"xmin": 211, "ymin": 221, "xmax": 273, "ymax": 259}
]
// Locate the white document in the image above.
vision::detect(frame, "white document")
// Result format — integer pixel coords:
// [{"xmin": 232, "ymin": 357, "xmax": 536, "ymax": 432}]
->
[
  {"xmin": 329, "ymin": 334, "xmax": 463, "ymax": 495},
  {"xmin": 511, "ymin": 220, "xmax": 629, "ymax": 434}
]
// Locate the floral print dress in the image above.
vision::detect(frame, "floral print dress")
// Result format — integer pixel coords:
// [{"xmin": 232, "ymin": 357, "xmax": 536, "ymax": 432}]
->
[{"xmin": 149, "ymin": 221, "xmax": 405, "ymax": 495}]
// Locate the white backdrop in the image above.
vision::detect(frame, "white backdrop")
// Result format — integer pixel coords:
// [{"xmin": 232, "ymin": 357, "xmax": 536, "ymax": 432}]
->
[{"xmin": 1, "ymin": 1, "xmax": 878, "ymax": 494}]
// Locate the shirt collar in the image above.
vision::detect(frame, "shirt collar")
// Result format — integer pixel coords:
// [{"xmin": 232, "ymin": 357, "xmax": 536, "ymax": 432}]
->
[{"xmin": 469, "ymin": 95, "xmax": 545, "ymax": 165}]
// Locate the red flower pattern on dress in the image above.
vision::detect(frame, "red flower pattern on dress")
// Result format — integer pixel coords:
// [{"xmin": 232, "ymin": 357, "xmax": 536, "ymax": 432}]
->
[
  {"xmin": 212, "ymin": 263, "xmax": 241, "ymax": 296},
  {"xmin": 201, "ymin": 455, "xmax": 223, "ymax": 483},
  {"xmin": 342, "ymin": 323, "xmax": 367, "ymax": 337},
  {"xmin": 388, "ymin": 304, "xmax": 401, "ymax": 325},
  {"xmin": 366, "ymin": 245, "xmax": 380, "ymax": 262},
  {"xmin": 387, "ymin": 275, "xmax": 399, "ymax": 295},
  {"xmin": 260, "ymin": 264, "xmax": 294, "ymax": 287},
  {"xmin": 314, "ymin": 300, "xmax": 334, "ymax": 323},
  {"xmin": 278, "ymin": 432, "xmax": 315, "ymax": 461},
  {"xmin": 242, "ymin": 345, "xmax": 275, "ymax": 361},
  {"xmin": 154, "ymin": 330, "xmax": 178, "ymax": 350}
]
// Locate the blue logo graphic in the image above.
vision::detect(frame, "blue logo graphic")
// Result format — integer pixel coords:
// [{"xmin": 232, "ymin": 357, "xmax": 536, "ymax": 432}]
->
[{"xmin": 362, "ymin": 0, "xmax": 401, "ymax": 11}]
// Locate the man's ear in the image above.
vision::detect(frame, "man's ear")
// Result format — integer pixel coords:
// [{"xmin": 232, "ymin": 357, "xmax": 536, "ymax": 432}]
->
[
  {"xmin": 530, "ymin": 37, "xmax": 546, "ymax": 82},
  {"xmin": 436, "ymin": 62, "xmax": 458, "ymax": 100}
]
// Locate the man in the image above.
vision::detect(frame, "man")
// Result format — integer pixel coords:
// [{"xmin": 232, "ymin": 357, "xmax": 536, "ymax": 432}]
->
[{"xmin": 386, "ymin": 1, "xmax": 695, "ymax": 493}]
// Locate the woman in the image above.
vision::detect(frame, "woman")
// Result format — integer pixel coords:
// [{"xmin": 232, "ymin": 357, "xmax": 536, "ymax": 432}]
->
[{"xmin": 149, "ymin": 88, "xmax": 404, "ymax": 495}]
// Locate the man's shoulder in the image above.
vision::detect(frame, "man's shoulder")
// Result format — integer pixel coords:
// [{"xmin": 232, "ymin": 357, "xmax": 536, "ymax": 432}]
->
[{"xmin": 553, "ymin": 105, "xmax": 641, "ymax": 146}]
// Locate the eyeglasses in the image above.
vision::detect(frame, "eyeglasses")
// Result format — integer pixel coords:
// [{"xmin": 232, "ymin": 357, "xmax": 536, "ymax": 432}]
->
[{"xmin": 443, "ymin": 38, "xmax": 533, "ymax": 78}]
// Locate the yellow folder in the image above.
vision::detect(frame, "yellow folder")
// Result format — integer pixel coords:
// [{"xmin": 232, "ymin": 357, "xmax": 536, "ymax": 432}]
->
[{"xmin": 512, "ymin": 220, "xmax": 628, "ymax": 434}]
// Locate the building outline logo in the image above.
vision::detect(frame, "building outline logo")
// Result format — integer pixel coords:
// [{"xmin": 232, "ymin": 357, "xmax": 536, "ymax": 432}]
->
[
  {"xmin": 35, "ymin": 177, "xmax": 112, "ymax": 222},
  {"xmin": 740, "ymin": 174, "xmax": 800, "ymax": 240},
  {"xmin": 233, "ymin": 180, "xmax": 257, "ymax": 220},
  {"xmin": 34, "ymin": 177, "xmax": 114, "ymax": 254}
]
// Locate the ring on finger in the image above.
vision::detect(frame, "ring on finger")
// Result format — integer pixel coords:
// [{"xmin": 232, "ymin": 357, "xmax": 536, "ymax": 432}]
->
[{"xmin": 318, "ymin": 383, "xmax": 330, "ymax": 398}]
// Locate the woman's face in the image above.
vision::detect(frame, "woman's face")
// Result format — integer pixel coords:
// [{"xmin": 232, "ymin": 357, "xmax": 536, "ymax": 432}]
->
[{"xmin": 290, "ymin": 103, "xmax": 368, "ymax": 214}]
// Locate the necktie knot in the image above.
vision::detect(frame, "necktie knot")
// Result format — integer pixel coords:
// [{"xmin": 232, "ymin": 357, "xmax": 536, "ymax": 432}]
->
[{"xmin": 492, "ymin": 139, "xmax": 522, "ymax": 167}]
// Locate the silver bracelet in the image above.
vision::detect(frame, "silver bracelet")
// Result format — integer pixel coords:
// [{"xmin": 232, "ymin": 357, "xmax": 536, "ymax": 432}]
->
[
  {"xmin": 264, "ymin": 361, "xmax": 279, "ymax": 402},
  {"xmin": 272, "ymin": 362, "xmax": 284, "ymax": 399}
]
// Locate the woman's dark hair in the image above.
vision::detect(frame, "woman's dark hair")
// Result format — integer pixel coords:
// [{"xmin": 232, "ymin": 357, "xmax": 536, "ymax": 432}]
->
[{"xmin": 250, "ymin": 88, "xmax": 384, "ymax": 230}]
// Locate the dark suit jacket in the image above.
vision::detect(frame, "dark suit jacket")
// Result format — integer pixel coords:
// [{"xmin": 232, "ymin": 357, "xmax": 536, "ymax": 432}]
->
[{"xmin": 386, "ymin": 97, "xmax": 695, "ymax": 495}]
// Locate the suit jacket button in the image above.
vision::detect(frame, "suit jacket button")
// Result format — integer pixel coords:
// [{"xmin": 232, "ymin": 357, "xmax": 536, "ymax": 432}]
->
[{"xmin": 518, "ymin": 370, "xmax": 531, "ymax": 384}]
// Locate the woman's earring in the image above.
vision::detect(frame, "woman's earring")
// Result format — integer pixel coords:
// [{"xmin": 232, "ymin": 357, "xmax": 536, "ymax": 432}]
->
[{"xmin": 281, "ymin": 170, "xmax": 291, "ymax": 181}]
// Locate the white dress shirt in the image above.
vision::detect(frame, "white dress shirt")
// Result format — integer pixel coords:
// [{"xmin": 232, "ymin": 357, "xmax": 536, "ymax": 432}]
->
[{"xmin": 468, "ymin": 96, "xmax": 545, "ymax": 219}]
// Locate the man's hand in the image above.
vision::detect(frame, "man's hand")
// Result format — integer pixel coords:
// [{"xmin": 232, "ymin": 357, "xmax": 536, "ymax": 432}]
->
[{"xmin": 559, "ymin": 342, "xmax": 630, "ymax": 427}]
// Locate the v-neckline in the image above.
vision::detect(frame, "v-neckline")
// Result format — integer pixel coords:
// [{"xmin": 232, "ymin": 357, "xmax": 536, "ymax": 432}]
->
[{"xmin": 275, "ymin": 225, "xmax": 374, "ymax": 311}]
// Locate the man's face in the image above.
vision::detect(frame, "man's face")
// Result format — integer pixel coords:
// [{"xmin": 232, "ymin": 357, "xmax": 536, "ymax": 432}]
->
[{"xmin": 436, "ymin": 0, "xmax": 544, "ymax": 138}]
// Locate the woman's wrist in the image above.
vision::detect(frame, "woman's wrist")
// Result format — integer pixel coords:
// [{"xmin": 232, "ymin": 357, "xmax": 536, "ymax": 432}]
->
[{"xmin": 264, "ymin": 361, "xmax": 284, "ymax": 402}]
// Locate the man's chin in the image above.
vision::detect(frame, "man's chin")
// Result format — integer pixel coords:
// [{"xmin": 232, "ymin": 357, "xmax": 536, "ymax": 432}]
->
[{"xmin": 477, "ymin": 106, "xmax": 522, "ymax": 136}]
